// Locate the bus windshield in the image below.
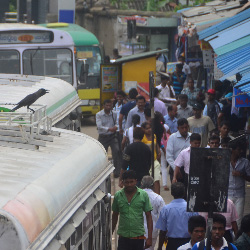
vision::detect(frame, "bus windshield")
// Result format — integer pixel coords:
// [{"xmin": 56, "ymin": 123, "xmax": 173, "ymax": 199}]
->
[
  {"xmin": 76, "ymin": 46, "xmax": 101, "ymax": 89},
  {"xmin": 0, "ymin": 50, "xmax": 20, "ymax": 74},
  {"xmin": 23, "ymin": 48, "xmax": 73, "ymax": 84}
]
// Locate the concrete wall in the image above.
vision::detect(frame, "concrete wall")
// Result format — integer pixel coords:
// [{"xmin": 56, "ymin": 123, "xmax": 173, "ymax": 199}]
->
[
  {"xmin": 76, "ymin": 7, "xmax": 177, "ymax": 58},
  {"xmin": 76, "ymin": 12, "xmax": 119, "ymax": 57}
]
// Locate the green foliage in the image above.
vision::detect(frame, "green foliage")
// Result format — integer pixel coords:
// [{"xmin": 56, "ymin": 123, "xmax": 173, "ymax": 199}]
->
[
  {"xmin": 9, "ymin": 0, "xmax": 17, "ymax": 12},
  {"xmin": 110, "ymin": 0, "xmax": 170, "ymax": 11}
]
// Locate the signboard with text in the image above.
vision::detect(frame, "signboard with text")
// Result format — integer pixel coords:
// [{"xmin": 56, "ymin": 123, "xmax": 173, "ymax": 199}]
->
[
  {"xmin": 187, "ymin": 148, "xmax": 230, "ymax": 213},
  {"xmin": 234, "ymin": 87, "xmax": 250, "ymax": 107}
]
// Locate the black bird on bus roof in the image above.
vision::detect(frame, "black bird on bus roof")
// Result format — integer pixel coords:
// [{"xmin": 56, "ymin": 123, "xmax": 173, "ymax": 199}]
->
[{"xmin": 11, "ymin": 88, "xmax": 49, "ymax": 113}]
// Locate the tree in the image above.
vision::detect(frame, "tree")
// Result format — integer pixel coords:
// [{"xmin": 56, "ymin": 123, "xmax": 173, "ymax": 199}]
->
[{"xmin": 10, "ymin": 0, "xmax": 17, "ymax": 12}]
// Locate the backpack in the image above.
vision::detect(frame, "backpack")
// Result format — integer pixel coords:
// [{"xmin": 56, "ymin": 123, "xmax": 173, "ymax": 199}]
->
[{"xmin": 198, "ymin": 239, "xmax": 234, "ymax": 250}]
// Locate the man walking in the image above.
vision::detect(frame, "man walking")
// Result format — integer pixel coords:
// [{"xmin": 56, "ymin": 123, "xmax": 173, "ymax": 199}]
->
[
  {"xmin": 164, "ymin": 105, "xmax": 178, "ymax": 134},
  {"xmin": 203, "ymin": 89, "xmax": 221, "ymax": 128},
  {"xmin": 177, "ymin": 94, "xmax": 193, "ymax": 119},
  {"xmin": 156, "ymin": 182, "xmax": 198, "ymax": 250},
  {"xmin": 125, "ymin": 95, "xmax": 146, "ymax": 129},
  {"xmin": 178, "ymin": 215, "xmax": 206, "ymax": 250},
  {"xmin": 119, "ymin": 88, "xmax": 138, "ymax": 134},
  {"xmin": 141, "ymin": 176, "xmax": 165, "ymax": 250},
  {"xmin": 228, "ymin": 141, "xmax": 250, "ymax": 227},
  {"xmin": 120, "ymin": 127, "xmax": 151, "ymax": 187},
  {"xmin": 166, "ymin": 118, "xmax": 191, "ymax": 182},
  {"xmin": 96, "ymin": 99, "xmax": 121, "ymax": 177},
  {"xmin": 154, "ymin": 88, "xmax": 168, "ymax": 116},
  {"xmin": 112, "ymin": 170, "xmax": 153, "ymax": 250},
  {"xmin": 156, "ymin": 73, "xmax": 176, "ymax": 104},
  {"xmin": 192, "ymin": 214, "xmax": 237, "ymax": 250},
  {"xmin": 170, "ymin": 63, "xmax": 186, "ymax": 96},
  {"xmin": 188, "ymin": 102, "xmax": 215, "ymax": 148}
]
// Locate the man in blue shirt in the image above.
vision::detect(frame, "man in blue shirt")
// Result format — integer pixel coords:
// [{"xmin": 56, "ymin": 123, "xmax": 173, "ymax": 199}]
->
[
  {"xmin": 192, "ymin": 214, "xmax": 238, "ymax": 250},
  {"xmin": 164, "ymin": 105, "xmax": 178, "ymax": 134},
  {"xmin": 156, "ymin": 182, "xmax": 198, "ymax": 250},
  {"xmin": 170, "ymin": 63, "xmax": 186, "ymax": 96}
]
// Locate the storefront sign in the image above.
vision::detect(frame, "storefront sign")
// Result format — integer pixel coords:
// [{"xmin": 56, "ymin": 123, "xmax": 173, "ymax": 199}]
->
[
  {"xmin": 202, "ymin": 49, "xmax": 214, "ymax": 69},
  {"xmin": 234, "ymin": 87, "xmax": 250, "ymax": 107},
  {"xmin": 101, "ymin": 65, "xmax": 119, "ymax": 92}
]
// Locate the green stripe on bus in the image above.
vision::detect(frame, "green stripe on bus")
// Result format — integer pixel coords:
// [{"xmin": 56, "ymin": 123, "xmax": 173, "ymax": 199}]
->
[{"xmin": 46, "ymin": 91, "xmax": 78, "ymax": 115}]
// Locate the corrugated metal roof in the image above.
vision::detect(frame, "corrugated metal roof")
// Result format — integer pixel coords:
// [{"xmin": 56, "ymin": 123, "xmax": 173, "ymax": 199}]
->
[
  {"xmin": 215, "ymin": 34, "xmax": 250, "ymax": 56},
  {"xmin": 235, "ymin": 73, "xmax": 250, "ymax": 87},
  {"xmin": 208, "ymin": 19, "xmax": 250, "ymax": 49},
  {"xmin": 181, "ymin": 0, "xmax": 240, "ymax": 17},
  {"xmin": 216, "ymin": 45, "xmax": 250, "ymax": 74},
  {"xmin": 220, "ymin": 61, "xmax": 250, "ymax": 81},
  {"xmin": 198, "ymin": 8, "xmax": 250, "ymax": 39}
]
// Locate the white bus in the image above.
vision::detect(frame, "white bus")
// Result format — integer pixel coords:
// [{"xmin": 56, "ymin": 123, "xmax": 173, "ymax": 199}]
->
[
  {"xmin": 0, "ymin": 24, "xmax": 83, "ymax": 130},
  {"xmin": 0, "ymin": 111, "xmax": 113, "ymax": 250},
  {"xmin": 0, "ymin": 23, "xmax": 77, "ymax": 87}
]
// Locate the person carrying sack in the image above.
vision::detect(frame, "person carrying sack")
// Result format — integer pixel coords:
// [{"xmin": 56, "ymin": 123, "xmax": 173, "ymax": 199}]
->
[{"xmin": 96, "ymin": 99, "xmax": 122, "ymax": 177}]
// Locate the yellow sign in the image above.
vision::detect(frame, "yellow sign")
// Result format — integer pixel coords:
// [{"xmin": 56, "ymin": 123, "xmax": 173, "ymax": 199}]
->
[{"xmin": 77, "ymin": 51, "xmax": 93, "ymax": 59}]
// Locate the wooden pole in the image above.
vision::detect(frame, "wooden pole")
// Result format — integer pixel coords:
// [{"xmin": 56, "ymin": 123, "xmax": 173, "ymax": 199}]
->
[{"xmin": 149, "ymin": 71, "xmax": 155, "ymax": 178}]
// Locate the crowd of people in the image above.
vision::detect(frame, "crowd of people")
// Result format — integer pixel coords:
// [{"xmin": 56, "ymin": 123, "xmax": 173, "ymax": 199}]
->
[{"xmin": 95, "ymin": 58, "xmax": 250, "ymax": 250}]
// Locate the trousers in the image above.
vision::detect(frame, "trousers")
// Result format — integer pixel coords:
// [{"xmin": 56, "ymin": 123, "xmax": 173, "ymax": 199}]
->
[
  {"xmin": 118, "ymin": 236, "xmax": 144, "ymax": 250},
  {"xmin": 228, "ymin": 196, "xmax": 245, "ymax": 228},
  {"xmin": 98, "ymin": 133, "xmax": 122, "ymax": 175}
]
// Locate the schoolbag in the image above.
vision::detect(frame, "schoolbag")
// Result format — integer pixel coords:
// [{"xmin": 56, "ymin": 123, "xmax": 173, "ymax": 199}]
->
[{"xmin": 198, "ymin": 239, "xmax": 234, "ymax": 250}]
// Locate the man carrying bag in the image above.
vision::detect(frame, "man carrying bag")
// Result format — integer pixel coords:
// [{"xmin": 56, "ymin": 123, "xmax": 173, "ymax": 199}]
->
[{"xmin": 96, "ymin": 99, "xmax": 122, "ymax": 177}]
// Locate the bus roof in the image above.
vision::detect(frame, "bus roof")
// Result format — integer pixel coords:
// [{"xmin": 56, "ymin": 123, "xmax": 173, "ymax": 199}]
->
[
  {"xmin": 39, "ymin": 23, "xmax": 99, "ymax": 46},
  {"xmin": 0, "ymin": 128, "xmax": 112, "ymax": 248},
  {"xmin": 0, "ymin": 74, "xmax": 80, "ymax": 125}
]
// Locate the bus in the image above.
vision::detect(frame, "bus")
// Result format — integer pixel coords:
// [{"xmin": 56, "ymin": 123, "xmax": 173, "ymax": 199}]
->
[
  {"xmin": 0, "ymin": 111, "xmax": 113, "ymax": 250},
  {"xmin": 0, "ymin": 23, "xmax": 82, "ymax": 130},
  {"xmin": 40, "ymin": 23, "xmax": 103, "ymax": 117}
]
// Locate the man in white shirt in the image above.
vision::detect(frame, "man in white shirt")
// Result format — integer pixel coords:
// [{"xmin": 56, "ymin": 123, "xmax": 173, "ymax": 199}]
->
[
  {"xmin": 172, "ymin": 133, "xmax": 201, "ymax": 193},
  {"xmin": 156, "ymin": 73, "xmax": 176, "ymax": 105},
  {"xmin": 166, "ymin": 118, "xmax": 191, "ymax": 182},
  {"xmin": 178, "ymin": 56, "xmax": 191, "ymax": 88},
  {"xmin": 178, "ymin": 215, "xmax": 206, "ymax": 250},
  {"xmin": 141, "ymin": 176, "xmax": 165, "ymax": 250}
]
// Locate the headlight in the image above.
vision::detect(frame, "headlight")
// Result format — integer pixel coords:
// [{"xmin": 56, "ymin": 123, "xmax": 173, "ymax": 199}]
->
[{"xmin": 89, "ymin": 100, "xmax": 96, "ymax": 106}]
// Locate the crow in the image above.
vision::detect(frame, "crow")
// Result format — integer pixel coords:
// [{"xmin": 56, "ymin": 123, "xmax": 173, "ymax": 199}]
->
[{"xmin": 11, "ymin": 88, "xmax": 49, "ymax": 113}]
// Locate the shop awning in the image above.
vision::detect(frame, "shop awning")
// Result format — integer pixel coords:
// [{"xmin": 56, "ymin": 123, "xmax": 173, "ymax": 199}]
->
[
  {"xmin": 198, "ymin": 8, "xmax": 250, "ymax": 40},
  {"xmin": 197, "ymin": 8, "xmax": 250, "ymax": 80}
]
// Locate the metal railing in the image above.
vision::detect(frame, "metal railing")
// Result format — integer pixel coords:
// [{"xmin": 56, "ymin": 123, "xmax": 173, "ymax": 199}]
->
[{"xmin": 0, "ymin": 104, "xmax": 54, "ymax": 150}]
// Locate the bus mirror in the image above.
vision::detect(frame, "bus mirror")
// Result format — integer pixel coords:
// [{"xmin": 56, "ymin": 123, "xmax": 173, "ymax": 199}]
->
[{"xmin": 79, "ymin": 63, "xmax": 89, "ymax": 83}]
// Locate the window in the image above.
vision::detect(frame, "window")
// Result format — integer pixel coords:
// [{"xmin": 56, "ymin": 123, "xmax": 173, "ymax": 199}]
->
[
  {"xmin": 76, "ymin": 46, "xmax": 101, "ymax": 89},
  {"xmin": 23, "ymin": 49, "xmax": 73, "ymax": 84},
  {"xmin": 0, "ymin": 50, "xmax": 20, "ymax": 74}
]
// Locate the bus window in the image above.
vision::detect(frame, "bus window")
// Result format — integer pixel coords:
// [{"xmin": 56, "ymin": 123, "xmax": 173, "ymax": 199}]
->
[
  {"xmin": 76, "ymin": 46, "xmax": 101, "ymax": 89},
  {"xmin": 0, "ymin": 50, "xmax": 20, "ymax": 74},
  {"xmin": 23, "ymin": 49, "xmax": 73, "ymax": 84}
]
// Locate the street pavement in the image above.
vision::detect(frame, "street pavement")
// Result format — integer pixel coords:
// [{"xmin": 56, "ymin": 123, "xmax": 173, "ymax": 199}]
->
[{"xmin": 81, "ymin": 117, "xmax": 173, "ymax": 249}]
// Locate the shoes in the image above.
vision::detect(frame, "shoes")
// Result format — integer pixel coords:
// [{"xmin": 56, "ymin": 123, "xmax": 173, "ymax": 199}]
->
[{"xmin": 164, "ymin": 186, "xmax": 169, "ymax": 191}]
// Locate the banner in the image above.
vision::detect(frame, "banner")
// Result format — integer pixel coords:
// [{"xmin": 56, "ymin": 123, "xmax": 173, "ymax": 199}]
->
[
  {"xmin": 101, "ymin": 65, "xmax": 119, "ymax": 92},
  {"xmin": 234, "ymin": 87, "xmax": 250, "ymax": 107}
]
